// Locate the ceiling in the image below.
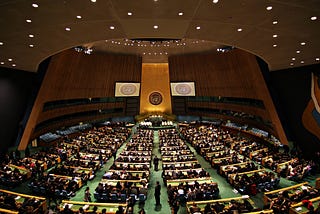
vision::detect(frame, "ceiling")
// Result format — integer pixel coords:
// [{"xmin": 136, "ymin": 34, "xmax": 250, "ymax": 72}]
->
[{"xmin": 0, "ymin": 0, "xmax": 319, "ymax": 72}]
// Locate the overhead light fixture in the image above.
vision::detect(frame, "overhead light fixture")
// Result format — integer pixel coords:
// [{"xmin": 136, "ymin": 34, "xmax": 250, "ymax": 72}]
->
[
  {"xmin": 213, "ymin": 0, "xmax": 219, "ymax": 3},
  {"xmin": 300, "ymin": 42, "xmax": 306, "ymax": 45},
  {"xmin": 196, "ymin": 26, "xmax": 201, "ymax": 30},
  {"xmin": 310, "ymin": 16, "xmax": 317, "ymax": 20},
  {"xmin": 76, "ymin": 15, "xmax": 82, "ymax": 19},
  {"xmin": 237, "ymin": 28, "xmax": 242, "ymax": 32},
  {"xmin": 273, "ymin": 44, "xmax": 277, "ymax": 47},
  {"xmin": 178, "ymin": 12, "xmax": 183, "ymax": 16},
  {"xmin": 74, "ymin": 46, "xmax": 93, "ymax": 54},
  {"xmin": 153, "ymin": 25, "xmax": 158, "ymax": 29},
  {"xmin": 12, "ymin": 64, "xmax": 16, "ymax": 67},
  {"xmin": 292, "ymin": 57, "xmax": 296, "ymax": 61},
  {"xmin": 127, "ymin": 12, "xmax": 132, "ymax": 16},
  {"xmin": 65, "ymin": 27, "xmax": 71, "ymax": 31},
  {"xmin": 301, "ymin": 60, "xmax": 304, "ymax": 64},
  {"xmin": 32, "ymin": 3, "xmax": 39, "ymax": 8},
  {"xmin": 8, "ymin": 58, "xmax": 13, "ymax": 61},
  {"xmin": 296, "ymin": 50, "xmax": 300, "ymax": 53},
  {"xmin": 273, "ymin": 34, "xmax": 278, "ymax": 38},
  {"xmin": 0, "ymin": 62, "xmax": 4, "ymax": 65},
  {"xmin": 26, "ymin": 19, "xmax": 32, "ymax": 23},
  {"xmin": 272, "ymin": 21, "xmax": 278, "ymax": 24},
  {"xmin": 109, "ymin": 26, "xmax": 115, "ymax": 30},
  {"xmin": 91, "ymin": 0, "xmax": 96, "ymax": 2},
  {"xmin": 290, "ymin": 63, "xmax": 294, "ymax": 66},
  {"xmin": 0, "ymin": 42, "xmax": 3, "ymax": 45},
  {"xmin": 29, "ymin": 44, "xmax": 34, "ymax": 48},
  {"xmin": 316, "ymin": 57, "xmax": 319, "ymax": 61},
  {"xmin": 28, "ymin": 34, "xmax": 34, "ymax": 38},
  {"xmin": 266, "ymin": 6, "xmax": 272, "ymax": 10}
]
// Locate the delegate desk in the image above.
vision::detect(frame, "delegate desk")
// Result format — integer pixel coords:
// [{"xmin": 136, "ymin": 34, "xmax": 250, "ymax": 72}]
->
[
  {"xmin": 167, "ymin": 177, "xmax": 215, "ymax": 187},
  {"xmin": 100, "ymin": 179, "xmax": 147, "ymax": 188},
  {"xmin": 289, "ymin": 196, "xmax": 320, "ymax": 214},
  {"xmin": 114, "ymin": 162, "xmax": 150, "ymax": 170},
  {"xmin": 249, "ymin": 147, "xmax": 268, "ymax": 159},
  {"xmin": 0, "ymin": 208, "xmax": 18, "ymax": 214},
  {"xmin": 70, "ymin": 166, "xmax": 95, "ymax": 179},
  {"xmin": 60, "ymin": 200, "xmax": 127, "ymax": 214},
  {"xmin": 219, "ymin": 162, "xmax": 253, "ymax": 176},
  {"xmin": 68, "ymin": 158, "xmax": 100, "ymax": 171},
  {"xmin": 228, "ymin": 169, "xmax": 266, "ymax": 185},
  {"xmin": 263, "ymin": 182, "xmax": 309, "ymax": 206},
  {"xmin": 211, "ymin": 154, "xmax": 246, "ymax": 168},
  {"xmin": 162, "ymin": 160, "xmax": 199, "ymax": 169},
  {"xmin": 48, "ymin": 174, "xmax": 83, "ymax": 188},
  {"xmin": 164, "ymin": 168, "xmax": 203, "ymax": 177},
  {"xmin": 206, "ymin": 150, "xmax": 235, "ymax": 161},
  {"xmin": 8, "ymin": 164, "xmax": 31, "ymax": 179},
  {"xmin": 162, "ymin": 154, "xmax": 195, "ymax": 162},
  {"xmin": 108, "ymin": 170, "xmax": 149, "ymax": 179},
  {"xmin": 186, "ymin": 195, "xmax": 259, "ymax": 214},
  {"xmin": 0, "ymin": 189, "xmax": 47, "ymax": 213}
]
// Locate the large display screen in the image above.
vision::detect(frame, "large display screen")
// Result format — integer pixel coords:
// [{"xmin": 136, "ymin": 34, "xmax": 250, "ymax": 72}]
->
[
  {"xmin": 115, "ymin": 82, "xmax": 140, "ymax": 97},
  {"xmin": 170, "ymin": 82, "xmax": 196, "ymax": 96}
]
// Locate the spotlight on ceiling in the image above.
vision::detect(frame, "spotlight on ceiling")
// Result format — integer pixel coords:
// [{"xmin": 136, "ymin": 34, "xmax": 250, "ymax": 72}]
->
[{"xmin": 74, "ymin": 46, "xmax": 93, "ymax": 54}]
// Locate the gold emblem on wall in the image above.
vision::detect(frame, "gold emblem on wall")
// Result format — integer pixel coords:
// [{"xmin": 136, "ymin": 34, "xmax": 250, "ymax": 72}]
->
[{"xmin": 149, "ymin": 92, "xmax": 163, "ymax": 105}]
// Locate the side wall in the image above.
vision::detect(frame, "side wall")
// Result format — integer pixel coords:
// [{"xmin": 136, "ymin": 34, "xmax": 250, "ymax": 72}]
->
[
  {"xmin": 19, "ymin": 50, "xmax": 141, "ymax": 150},
  {"xmin": 169, "ymin": 49, "xmax": 287, "ymax": 145},
  {"xmin": 270, "ymin": 65, "xmax": 320, "ymax": 157}
]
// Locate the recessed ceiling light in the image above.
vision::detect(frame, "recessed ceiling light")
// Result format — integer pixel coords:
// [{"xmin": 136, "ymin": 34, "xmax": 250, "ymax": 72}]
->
[
  {"xmin": 300, "ymin": 42, "xmax": 306, "ymax": 45},
  {"xmin": 0, "ymin": 62, "xmax": 4, "ymax": 65},
  {"xmin": 237, "ymin": 28, "xmax": 242, "ymax": 32},
  {"xmin": 196, "ymin": 26, "xmax": 201, "ymax": 30},
  {"xmin": 290, "ymin": 63, "xmax": 294, "ymax": 66},
  {"xmin": 8, "ymin": 58, "xmax": 13, "ymax": 61},
  {"xmin": 65, "ymin": 27, "xmax": 71, "ymax": 31},
  {"xmin": 109, "ymin": 26, "xmax": 115, "ymax": 30},
  {"xmin": 127, "ymin": 12, "xmax": 132, "ymax": 16},
  {"xmin": 76, "ymin": 15, "xmax": 82, "ymax": 19},
  {"xmin": 273, "ymin": 34, "xmax": 278, "ymax": 38},
  {"xmin": 296, "ymin": 50, "xmax": 300, "ymax": 54},
  {"xmin": 91, "ymin": 0, "xmax": 96, "ymax": 2},
  {"xmin": 29, "ymin": 44, "xmax": 34, "ymax": 48},
  {"xmin": 213, "ymin": 0, "xmax": 219, "ymax": 3},
  {"xmin": 273, "ymin": 44, "xmax": 277, "ymax": 47},
  {"xmin": 310, "ymin": 16, "xmax": 317, "ymax": 20},
  {"xmin": 292, "ymin": 57, "xmax": 296, "ymax": 61},
  {"xmin": 301, "ymin": 60, "xmax": 304, "ymax": 64},
  {"xmin": 12, "ymin": 64, "xmax": 16, "ymax": 67},
  {"xmin": 153, "ymin": 25, "xmax": 158, "ymax": 29},
  {"xmin": 0, "ymin": 42, "xmax": 3, "ymax": 45},
  {"xmin": 272, "ymin": 21, "xmax": 278, "ymax": 25},
  {"xmin": 26, "ymin": 19, "xmax": 32, "ymax": 23},
  {"xmin": 28, "ymin": 34, "xmax": 34, "ymax": 38},
  {"xmin": 316, "ymin": 57, "xmax": 319, "ymax": 61},
  {"xmin": 178, "ymin": 12, "xmax": 183, "ymax": 16},
  {"xmin": 32, "ymin": 3, "xmax": 39, "ymax": 8},
  {"xmin": 266, "ymin": 6, "xmax": 272, "ymax": 10}
]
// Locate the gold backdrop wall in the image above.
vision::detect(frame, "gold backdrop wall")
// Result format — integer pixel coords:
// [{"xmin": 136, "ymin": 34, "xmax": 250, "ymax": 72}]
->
[{"xmin": 140, "ymin": 63, "xmax": 172, "ymax": 114}]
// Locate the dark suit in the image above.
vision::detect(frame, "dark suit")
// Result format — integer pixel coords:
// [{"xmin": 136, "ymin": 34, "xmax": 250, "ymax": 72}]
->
[{"xmin": 155, "ymin": 183, "xmax": 161, "ymax": 205}]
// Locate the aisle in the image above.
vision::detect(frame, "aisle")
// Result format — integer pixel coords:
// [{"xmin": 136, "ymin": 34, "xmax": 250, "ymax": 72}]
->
[{"xmin": 137, "ymin": 130, "xmax": 171, "ymax": 214}]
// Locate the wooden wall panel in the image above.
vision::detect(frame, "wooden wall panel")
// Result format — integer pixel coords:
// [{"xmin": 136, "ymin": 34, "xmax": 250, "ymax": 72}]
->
[
  {"xmin": 19, "ymin": 50, "xmax": 141, "ymax": 150},
  {"xmin": 169, "ymin": 49, "xmax": 288, "ymax": 145},
  {"xmin": 37, "ymin": 102, "xmax": 124, "ymax": 123}
]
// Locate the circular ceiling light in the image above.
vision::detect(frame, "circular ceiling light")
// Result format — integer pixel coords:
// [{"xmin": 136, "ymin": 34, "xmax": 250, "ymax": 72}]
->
[
  {"xmin": 196, "ymin": 26, "xmax": 201, "ymax": 30},
  {"xmin": 153, "ymin": 25, "xmax": 158, "ymax": 29},
  {"xmin": 26, "ymin": 19, "xmax": 32, "ymax": 23},
  {"xmin": 65, "ymin": 27, "xmax": 71, "ymax": 31},
  {"xmin": 213, "ymin": 0, "xmax": 219, "ymax": 3},
  {"xmin": 310, "ymin": 16, "xmax": 317, "ymax": 20},
  {"xmin": 32, "ymin": 3, "xmax": 38, "ymax": 8},
  {"xmin": 109, "ymin": 26, "xmax": 115, "ymax": 30},
  {"xmin": 266, "ymin": 6, "xmax": 272, "ymax": 10}
]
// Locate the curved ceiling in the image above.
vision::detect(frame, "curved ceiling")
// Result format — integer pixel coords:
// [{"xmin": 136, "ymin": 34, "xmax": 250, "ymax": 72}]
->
[{"xmin": 0, "ymin": 0, "xmax": 319, "ymax": 72}]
